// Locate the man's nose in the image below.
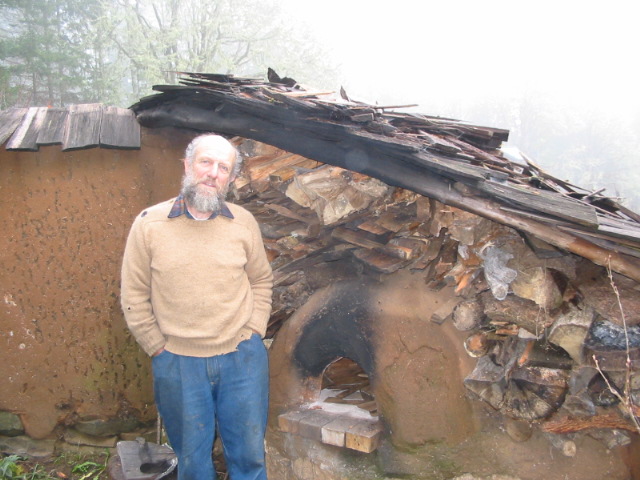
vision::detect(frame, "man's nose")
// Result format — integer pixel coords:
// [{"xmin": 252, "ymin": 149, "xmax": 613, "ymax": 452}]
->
[{"xmin": 207, "ymin": 163, "xmax": 219, "ymax": 178}]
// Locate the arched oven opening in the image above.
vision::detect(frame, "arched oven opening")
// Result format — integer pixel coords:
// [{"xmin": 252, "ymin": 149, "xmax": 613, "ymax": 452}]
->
[
  {"xmin": 320, "ymin": 357, "xmax": 377, "ymax": 417},
  {"xmin": 274, "ymin": 282, "xmax": 384, "ymax": 453}
]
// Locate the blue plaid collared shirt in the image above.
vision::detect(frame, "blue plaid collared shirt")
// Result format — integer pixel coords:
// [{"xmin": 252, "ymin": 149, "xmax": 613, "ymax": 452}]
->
[{"xmin": 167, "ymin": 194, "xmax": 234, "ymax": 220}]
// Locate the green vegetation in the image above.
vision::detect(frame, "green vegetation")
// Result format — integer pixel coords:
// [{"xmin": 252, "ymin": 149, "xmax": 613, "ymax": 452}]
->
[
  {"xmin": 0, "ymin": 0, "xmax": 338, "ymax": 109},
  {"xmin": 0, "ymin": 451, "xmax": 109, "ymax": 480}
]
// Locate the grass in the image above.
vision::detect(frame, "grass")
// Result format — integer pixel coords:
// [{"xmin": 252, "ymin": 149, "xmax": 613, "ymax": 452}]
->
[{"xmin": 0, "ymin": 451, "xmax": 109, "ymax": 480}]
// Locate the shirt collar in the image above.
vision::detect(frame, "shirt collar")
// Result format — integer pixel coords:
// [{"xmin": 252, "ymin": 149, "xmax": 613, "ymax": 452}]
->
[{"xmin": 168, "ymin": 194, "xmax": 234, "ymax": 220}]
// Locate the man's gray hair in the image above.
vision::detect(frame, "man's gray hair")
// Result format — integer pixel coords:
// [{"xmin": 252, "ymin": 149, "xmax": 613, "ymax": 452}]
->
[{"xmin": 184, "ymin": 134, "xmax": 243, "ymax": 178}]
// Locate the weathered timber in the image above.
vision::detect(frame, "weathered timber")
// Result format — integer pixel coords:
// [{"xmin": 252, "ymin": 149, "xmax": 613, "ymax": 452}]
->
[
  {"xmin": 63, "ymin": 104, "xmax": 102, "ymax": 150},
  {"xmin": 0, "ymin": 108, "xmax": 28, "ymax": 145},
  {"xmin": 331, "ymin": 227, "xmax": 389, "ymax": 249},
  {"xmin": 36, "ymin": 108, "xmax": 68, "ymax": 145},
  {"xmin": 6, "ymin": 107, "xmax": 47, "ymax": 151},
  {"xmin": 352, "ymin": 248, "xmax": 410, "ymax": 274},
  {"xmin": 269, "ymin": 158, "xmax": 322, "ymax": 184},
  {"xmin": 100, "ymin": 106, "xmax": 140, "ymax": 149},
  {"xmin": 477, "ymin": 179, "xmax": 599, "ymax": 227}
]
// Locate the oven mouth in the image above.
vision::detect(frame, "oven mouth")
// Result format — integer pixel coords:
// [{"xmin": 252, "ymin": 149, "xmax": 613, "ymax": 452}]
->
[{"xmin": 277, "ymin": 356, "xmax": 383, "ymax": 453}]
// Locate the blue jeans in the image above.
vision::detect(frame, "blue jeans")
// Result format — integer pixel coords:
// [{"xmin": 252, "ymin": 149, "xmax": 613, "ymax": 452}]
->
[{"xmin": 152, "ymin": 334, "xmax": 269, "ymax": 480}]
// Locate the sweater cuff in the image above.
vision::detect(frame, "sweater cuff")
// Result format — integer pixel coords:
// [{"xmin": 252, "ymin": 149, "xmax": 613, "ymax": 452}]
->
[{"xmin": 139, "ymin": 332, "xmax": 167, "ymax": 357}]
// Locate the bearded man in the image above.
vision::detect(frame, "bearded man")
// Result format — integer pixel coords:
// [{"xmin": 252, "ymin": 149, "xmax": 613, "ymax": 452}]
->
[{"xmin": 121, "ymin": 134, "xmax": 273, "ymax": 480}]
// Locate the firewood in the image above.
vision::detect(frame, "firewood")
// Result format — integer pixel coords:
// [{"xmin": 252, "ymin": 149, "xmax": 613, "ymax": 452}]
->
[
  {"xmin": 452, "ymin": 298, "xmax": 484, "ymax": 331},
  {"xmin": 356, "ymin": 220, "xmax": 391, "ymax": 236},
  {"xmin": 264, "ymin": 203, "xmax": 319, "ymax": 225},
  {"xmin": 482, "ymin": 291, "xmax": 555, "ymax": 337},
  {"xmin": 269, "ymin": 158, "xmax": 322, "ymax": 184},
  {"xmin": 357, "ymin": 400, "xmax": 378, "ymax": 413},
  {"xmin": 383, "ymin": 237, "xmax": 425, "ymax": 260},
  {"xmin": 501, "ymin": 366, "xmax": 569, "ymax": 421},
  {"xmin": 464, "ymin": 356, "xmax": 507, "ymax": 411},
  {"xmin": 511, "ymin": 267, "xmax": 563, "ymax": 310},
  {"xmin": 352, "ymin": 248, "xmax": 409, "ymax": 274},
  {"xmin": 331, "ymin": 227, "xmax": 388, "ymax": 249},
  {"xmin": 464, "ymin": 332, "xmax": 495, "ymax": 357},
  {"xmin": 547, "ymin": 304, "xmax": 595, "ymax": 363}
]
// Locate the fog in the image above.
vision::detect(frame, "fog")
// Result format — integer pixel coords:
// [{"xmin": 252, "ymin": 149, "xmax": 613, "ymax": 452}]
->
[{"xmin": 278, "ymin": 0, "xmax": 640, "ymax": 210}]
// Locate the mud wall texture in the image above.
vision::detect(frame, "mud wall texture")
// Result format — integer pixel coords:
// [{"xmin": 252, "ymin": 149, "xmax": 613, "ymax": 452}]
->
[{"xmin": 0, "ymin": 127, "xmax": 192, "ymax": 439}]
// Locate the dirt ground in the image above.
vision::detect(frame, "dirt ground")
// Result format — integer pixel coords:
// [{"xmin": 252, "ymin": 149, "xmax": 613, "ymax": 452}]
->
[{"xmin": 443, "ymin": 405, "xmax": 637, "ymax": 480}]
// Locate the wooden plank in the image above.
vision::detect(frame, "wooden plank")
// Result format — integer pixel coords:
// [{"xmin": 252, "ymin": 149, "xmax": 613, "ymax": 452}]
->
[
  {"xmin": 6, "ymin": 107, "xmax": 48, "ymax": 151},
  {"xmin": 353, "ymin": 248, "xmax": 408, "ymax": 274},
  {"xmin": 0, "ymin": 108, "xmax": 28, "ymax": 146},
  {"xmin": 356, "ymin": 220, "xmax": 391, "ymax": 236},
  {"xmin": 63, "ymin": 103, "xmax": 103, "ymax": 150},
  {"xmin": 331, "ymin": 226, "xmax": 388, "ymax": 249},
  {"xmin": 478, "ymin": 179, "xmax": 599, "ymax": 227},
  {"xmin": 100, "ymin": 106, "xmax": 140, "ymax": 148},
  {"xmin": 345, "ymin": 419, "xmax": 383, "ymax": 453},
  {"xmin": 36, "ymin": 108, "xmax": 68, "ymax": 145},
  {"xmin": 419, "ymin": 130, "xmax": 462, "ymax": 154}
]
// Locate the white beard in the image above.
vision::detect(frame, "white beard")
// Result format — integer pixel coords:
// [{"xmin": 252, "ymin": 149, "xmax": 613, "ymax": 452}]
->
[{"xmin": 180, "ymin": 169, "xmax": 229, "ymax": 216}]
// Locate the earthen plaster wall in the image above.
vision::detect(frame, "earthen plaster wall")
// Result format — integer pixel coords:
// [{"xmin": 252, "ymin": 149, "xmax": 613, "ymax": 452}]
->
[{"xmin": 0, "ymin": 128, "xmax": 192, "ymax": 439}]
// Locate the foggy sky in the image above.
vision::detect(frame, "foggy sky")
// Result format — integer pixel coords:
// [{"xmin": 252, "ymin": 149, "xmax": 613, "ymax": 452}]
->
[
  {"xmin": 279, "ymin": 0, "xmax": 639, "ymax": 118},
  {"xmin": 277, "ymin": 0, "xmax": 640, "ymax": 209}
]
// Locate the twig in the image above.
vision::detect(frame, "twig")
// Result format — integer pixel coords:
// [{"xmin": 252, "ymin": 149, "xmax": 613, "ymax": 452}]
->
[{"xmin": 592, "ymin": 259, "xmax": 640, "ymax": 434}]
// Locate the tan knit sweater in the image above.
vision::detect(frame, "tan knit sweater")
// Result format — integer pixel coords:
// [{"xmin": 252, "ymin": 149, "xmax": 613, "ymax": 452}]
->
[{"xmin": 120, "ymin": 198, "xmax": 273, "ymax": 357}]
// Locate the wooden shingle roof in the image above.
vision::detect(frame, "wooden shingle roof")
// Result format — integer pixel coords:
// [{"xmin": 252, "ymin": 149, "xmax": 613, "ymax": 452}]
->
[
  {"xmin": 130, "ymin": 71, "xmax": 640, "ymax": 281},
  {"xmin": 0, "ymin": 104, "xmax": 140, "ymax": 151}
]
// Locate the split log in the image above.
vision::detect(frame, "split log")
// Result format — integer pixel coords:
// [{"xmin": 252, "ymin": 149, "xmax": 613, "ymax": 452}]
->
[
  {"xmin": 578, "ymin": 272, "xmax": 640, "ymax": 326},
  {"xmin": 464, "ymin": 356, "xmax": 568, "ymax": 421},
  {"xmin": 269, "ymin": 158, "xmax": 322, "ymax": 184},
  {"xmin": 510, "ymin": 267, "xmax": 564, "ymax": 310},
  {"xmin": 501, "ymin": 366, "xmax": 569, "ymax": 421},
  {"xmin": 285, "ymin": 164, "xmax": 388, "ymax": 225},
  {"xmin": 547, "ymin": 304, "xmax": 596, "ymax": 363},
  {"xmin": 463, "ymin": 356, "xmax": 507, "ymax": 411},
  {"xmin": 447, "ymin": 210, "xmax": 494, "ymax": 246}
]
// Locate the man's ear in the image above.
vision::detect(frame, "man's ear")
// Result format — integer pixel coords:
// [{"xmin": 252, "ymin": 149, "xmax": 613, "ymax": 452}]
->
[{"xmin": 182, "ymin": 158, "xmax": 189, "ymax": 172}]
